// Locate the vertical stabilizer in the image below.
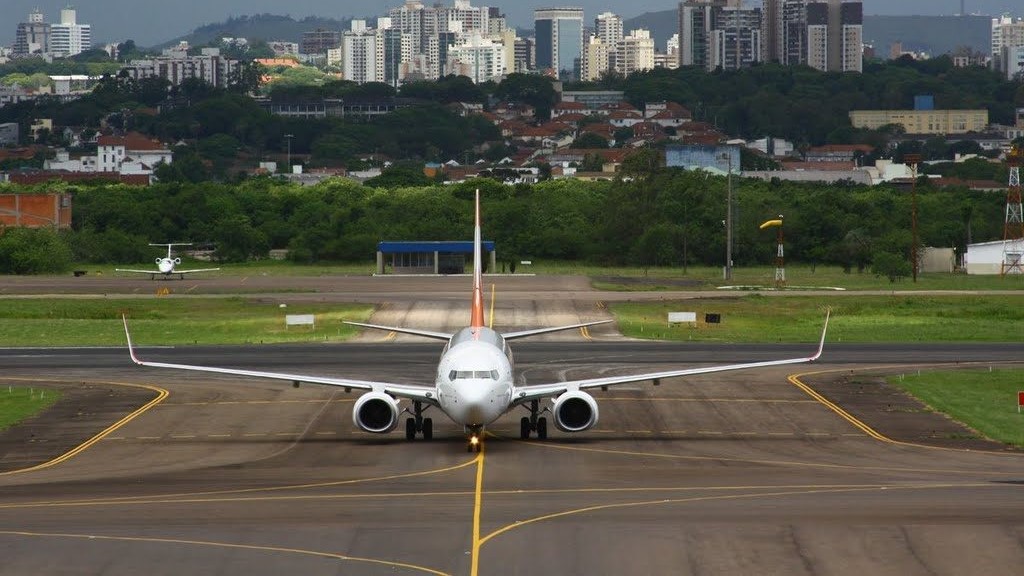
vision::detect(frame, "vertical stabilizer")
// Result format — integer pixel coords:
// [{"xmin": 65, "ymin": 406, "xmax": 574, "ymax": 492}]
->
[{"xmin": 470, "ymin": 190, "xmax": 485, "ymax": 328}]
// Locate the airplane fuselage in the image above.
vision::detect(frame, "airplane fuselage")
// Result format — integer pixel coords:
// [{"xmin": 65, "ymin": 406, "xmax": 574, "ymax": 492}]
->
[
  {"xmin": 156, "ymin": 257, "xmax": 180, "ymax": 274},
  {"xmin": 434, "ymin": 327, "xmax": 514, "ymax": 428}
]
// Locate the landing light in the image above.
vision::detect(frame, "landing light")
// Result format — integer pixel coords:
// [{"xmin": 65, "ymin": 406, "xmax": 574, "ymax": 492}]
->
[{"xmin": 469, "ymin": 435, "xmax": 480, "ymax": 445}]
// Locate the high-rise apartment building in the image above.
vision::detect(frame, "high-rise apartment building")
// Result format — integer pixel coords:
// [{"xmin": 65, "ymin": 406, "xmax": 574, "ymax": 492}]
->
[
  {"xmin": 513, "ymin": 37, "xmax": 535, "ymax": 73},
  {"xmin": 992, "ymin": 15, "xmax": 1024, "ymax": 79},
  {"xmin": 14, "ymin": 10, "xmax": 49, "ymax": 56},
  {"xmin": 581, "ymin": 36, "xmax": 611, "ymax": 81},
  {"xmin": 49, "ymin": 8, "xmax": 92, "ymax": 58},
  {"xmin": 616, "ymin": 29, "xmax": 656, "ymax": 77},
  {"xmin": 678, "ymin": 1, "xmax": 761, "ymax": 71},
  {"xmin": 805, "ymin": 0, "xmax": 862, "ymax": 72},
  {"xmin": 595, "ymin": 12, "xmax": 623, "ymax": 47},
  {"xmin": 446, "ymin": 33, "xmax": 507, "ymax": 83},
  {"xmin": 762, "ymin": 0, "xmax": 861, "ymax": 70},
  {"xmin": 709, "ymin": 5, "xmax": 762, "ymax": 70},
  {"xmin": 534, "ymin": 7, "xmax": 585, "ymax": 80},
  {"xmin": 301, "ymin": 29, "xmax": 341, "ymax": 55},
  {"xmin": 677, "ymin": 0, "xmax": 728, "ymax": 68}
]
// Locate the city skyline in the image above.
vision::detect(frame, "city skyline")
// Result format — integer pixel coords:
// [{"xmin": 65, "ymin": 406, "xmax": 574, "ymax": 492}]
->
[{"xmin": 3, "ymin": 0, "xmax": 1023, "ymax": 48}]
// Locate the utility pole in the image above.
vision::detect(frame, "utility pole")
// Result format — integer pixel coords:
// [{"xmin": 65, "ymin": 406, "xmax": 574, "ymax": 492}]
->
[
  {"xmin": 720, "ymin": 150, "xmax": 734, "ymax": 281},
  {"xmin": 284, "ymin": 133, "xmax": 293, "ymax": 173},
  {"xmin": 905, "ymin": 154, "xmax": 921, "ymax": 282}
]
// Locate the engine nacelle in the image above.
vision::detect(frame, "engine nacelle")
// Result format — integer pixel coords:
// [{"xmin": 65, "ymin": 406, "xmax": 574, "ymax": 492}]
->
[
  {"xmin": 174, "ymin": 257, "xmax": 182, "ymax": 265},
  {"xmin": 352, "ymin": 392, "xmax": 400, "ymax": 433},
  {"xmin": 552, "ymin": 390, "xmax": 599, "ymax": 433}
]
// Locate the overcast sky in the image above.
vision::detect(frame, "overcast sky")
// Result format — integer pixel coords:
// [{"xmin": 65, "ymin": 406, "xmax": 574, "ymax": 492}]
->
[{"xmin": 3, "ymin": 0, "xmax": 1022, "ymax": 47}]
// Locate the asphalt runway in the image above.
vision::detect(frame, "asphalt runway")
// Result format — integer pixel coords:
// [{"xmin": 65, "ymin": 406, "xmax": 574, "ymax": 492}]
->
[{"xmin": 1, "ymin": 341, "xmax": 1023, "ymax": 576}]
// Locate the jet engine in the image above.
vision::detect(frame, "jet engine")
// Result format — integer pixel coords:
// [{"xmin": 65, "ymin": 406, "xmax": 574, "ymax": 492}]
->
[
  {"xmin": 352, "ymin": 392, "xmax": 400, "ymax": 433},
  {"xmin": 174, "ymin": 257, "xmax": 181, "ymax": 265},
  {"xmin": 552, "ymin": 391, "xmax": 599, "ymax": 432}
]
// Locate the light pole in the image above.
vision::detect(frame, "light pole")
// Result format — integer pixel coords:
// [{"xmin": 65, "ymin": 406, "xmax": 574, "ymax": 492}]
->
[
  {"xmin": 720, "ymin": 150, "xmax": 734, "ymax": 281},
  {"xmin": 284, "ymin": 133, "xmax": 293, "ymax": 173}
]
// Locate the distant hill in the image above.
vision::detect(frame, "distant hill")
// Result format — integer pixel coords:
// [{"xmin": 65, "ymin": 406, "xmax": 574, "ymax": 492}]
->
[
  {"xmin": 622, "ymin": 11, "xmax": 992, "ymax": 58},
  {"xmin": 152, "ymin": 13, "xmax": 355, "ymax": 49},
  {"xmin": 159, "ymin": 12, "xmax": 994, "ymax": 58}
]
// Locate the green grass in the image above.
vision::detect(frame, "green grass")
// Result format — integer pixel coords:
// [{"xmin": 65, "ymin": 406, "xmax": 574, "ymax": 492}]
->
[
  {"xmin": 0, "ymin": 298, "xmax": 375, "ymax": 346},
  {"xmin": 0, "ymin": 387, "xmax": 61, "ymax": 432},
  {"xmin": 526, "ymin": 262, "xmax": 1024, "ymax": 292},
  {"xmin": 611, "ymin": 294, "xmax": 1024, "ymax": 342},
  {"xmin": 889, "ymin": 369, "xmax": 1024, "ymax": 448}
]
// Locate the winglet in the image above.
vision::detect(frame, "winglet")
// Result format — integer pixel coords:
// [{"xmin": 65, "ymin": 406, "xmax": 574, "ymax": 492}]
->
[
  {"xmin": 470, "ymin": 189, "xmax": 485, "ymax": 328},
  {"xmin": 809, "ymin": 308, "xmax": 830, "ymax": 362},
  {"xmin": 122, "ymin": 314, "xmax": 143, "ymax": 366}
]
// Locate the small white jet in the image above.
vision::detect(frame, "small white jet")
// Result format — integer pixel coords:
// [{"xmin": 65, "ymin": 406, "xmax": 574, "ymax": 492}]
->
[
  {"xmin": 124, "ymin": 191, "xmax": 828, "ymax": 452},
  {"xmin": 116, "ymin": 243, "xmax": 220, "ymax": 280}
]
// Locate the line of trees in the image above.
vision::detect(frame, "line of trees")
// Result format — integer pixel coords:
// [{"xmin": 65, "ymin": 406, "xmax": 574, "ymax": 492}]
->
[{"xmin": 0, "ymin": 164, "xmax": 1007, "ymax": 275}]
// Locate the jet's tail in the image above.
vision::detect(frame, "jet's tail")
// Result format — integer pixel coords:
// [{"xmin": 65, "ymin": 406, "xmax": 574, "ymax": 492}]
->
[{"xmin": 470, "ymin": 189, "xmax": 484, "ymax": 328}]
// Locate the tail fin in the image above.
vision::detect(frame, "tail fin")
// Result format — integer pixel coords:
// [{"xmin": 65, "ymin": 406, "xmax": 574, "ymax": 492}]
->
[{"xmin": 470, "ymin": 189, "xmax": 484, "ymax": 328}]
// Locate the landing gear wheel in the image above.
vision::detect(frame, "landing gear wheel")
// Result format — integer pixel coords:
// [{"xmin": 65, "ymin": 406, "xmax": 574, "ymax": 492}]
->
[
  {"xmin": 537, "ymin": 417, "xmax": 548, "ymax": 440},
  {"xmin": 405, "ymin": 417, "xmax": 416, "ymax": 440},
  {"xmin": 520, "ymin": 416, "xmax": 531, "ymax": 439},
  {"xmin": 422, "ymin": 418, "xmax": 433, "ymax": 440}
]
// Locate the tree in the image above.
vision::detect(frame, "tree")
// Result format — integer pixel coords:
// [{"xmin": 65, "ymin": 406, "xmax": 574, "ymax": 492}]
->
[
  {"xmin": 364, "ymin": 162, "xmax": 432, "ymax": 188},
  {"xmin": 871, "ymin": 251, "xmax": 911, "ymax": 283},
  {"xmin": 570, "ymin": 133, "xmax": 609, "ymax": 149},
  {"xmin": 0, "ymin": 227, "xmax": 72, "ymax": 274},
  {"xmin": 493, "ymin": 74, "xmax": 558, "ymax": 120},
  {"xmin": 211, "ymin": 214, "xmax": 268, "ymax": 262}
]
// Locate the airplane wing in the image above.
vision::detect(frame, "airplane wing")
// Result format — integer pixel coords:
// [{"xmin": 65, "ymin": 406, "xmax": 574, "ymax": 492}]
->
[
  {"xmin": 122, "ymin": 316, "xmax": 438, "ymax": 405},
  {"xmin": 176, "ymin": 268, "xmax": 221, "ymax": 274},
  {"xmin": 510, "ymin": 311, "xmax": 830, "ymax": 405},
  {"xmin": 343, "ymin": 321, "xmax": 453, "ymax": 341},
  {"xmin": 115, "ymin": 268, "xmax": 161, "ymax": 274}
]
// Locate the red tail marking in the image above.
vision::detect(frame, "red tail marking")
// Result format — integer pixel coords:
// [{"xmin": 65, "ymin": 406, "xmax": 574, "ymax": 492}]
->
[{"xmin": 470, "ymin": 190, "xmax": 485, "ymax": 328}]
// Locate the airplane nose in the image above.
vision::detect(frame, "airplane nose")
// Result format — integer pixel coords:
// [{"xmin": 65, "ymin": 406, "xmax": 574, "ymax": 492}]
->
[{"xmin": 453, "ymin": 384, "xmax": 496, "ymax": 425}]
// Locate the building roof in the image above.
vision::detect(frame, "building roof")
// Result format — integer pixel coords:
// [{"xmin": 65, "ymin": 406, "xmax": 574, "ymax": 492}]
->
[{"xmin": 97, "ymin": 132, "xmax": 169, "ymax": 151}]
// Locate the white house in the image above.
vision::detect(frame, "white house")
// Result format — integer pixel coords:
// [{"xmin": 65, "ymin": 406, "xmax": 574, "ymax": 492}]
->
[{"xmin": 96, "ymin": 133, "xmax": 172, "ymax": 174}]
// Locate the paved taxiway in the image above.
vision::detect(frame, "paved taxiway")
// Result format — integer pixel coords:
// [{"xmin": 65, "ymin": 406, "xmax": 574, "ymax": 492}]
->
[
  {"xmin": 2, "ymin": 273, "xmax": 1024, "ymax": 574},
  {"xmin": 1, "ymin": 339, "xmax": 1023, "ymax": 575}
]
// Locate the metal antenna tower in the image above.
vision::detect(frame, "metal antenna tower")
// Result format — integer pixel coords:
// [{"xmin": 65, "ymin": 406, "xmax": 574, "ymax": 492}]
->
[{"xmin": 1001, "ymin": 146, "xmax": 1023, "ymax": 275}]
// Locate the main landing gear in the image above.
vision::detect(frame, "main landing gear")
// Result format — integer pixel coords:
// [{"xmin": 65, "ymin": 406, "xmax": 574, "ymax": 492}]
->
[
  {"xmin": 519, "ymin": 400, "xmax": 548, "ymax": 440},
  {"xmin": 466, "ymin": 425, "xmax": 483, "ymax": 452},
  {"xmin": 404, "ymin": 401, "xmax": 433, "ymax": 441}
]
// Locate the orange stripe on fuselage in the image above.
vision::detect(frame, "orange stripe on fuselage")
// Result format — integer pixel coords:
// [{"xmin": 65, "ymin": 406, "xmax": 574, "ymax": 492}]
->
[{"xmin": 470, "ymin": 190, "xmax": 485, "ymax": 328}]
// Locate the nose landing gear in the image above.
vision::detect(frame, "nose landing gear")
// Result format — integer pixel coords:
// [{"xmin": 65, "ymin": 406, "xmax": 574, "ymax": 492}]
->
[{"xmin": 466, "ymin": 425, "xmax": 483, "ymax": 452}]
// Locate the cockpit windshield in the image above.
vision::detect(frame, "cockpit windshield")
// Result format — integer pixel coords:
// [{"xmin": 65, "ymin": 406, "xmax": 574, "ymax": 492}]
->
[{"xmin": 449, "ymin": 369, "xmax": 500, "ymax": 380}]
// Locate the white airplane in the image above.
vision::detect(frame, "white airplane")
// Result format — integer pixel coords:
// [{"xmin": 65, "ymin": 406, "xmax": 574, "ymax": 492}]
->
[
  {"xmin": 116, "ymin": 243, "xmax": 220, "ymax": 280},
  {"xmin": 124, "ymin": 191, "xmax": 829, "ymax": 452}
]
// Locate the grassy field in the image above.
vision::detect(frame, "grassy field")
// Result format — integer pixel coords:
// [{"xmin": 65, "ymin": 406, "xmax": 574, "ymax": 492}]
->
[
  {"xmin": 567, "ymin": 263, "xmax": 1024, "ymax": 292},
  {"xmin": 0, "ymin": 387, "xmax": 60, "ymax": 432},
  {"xmin": 611, "ymin": 294, "xmax": 1024, "ymax": 342},
  {"xmin": 2, "ymin": 293, "xmax": 1024, "ymax": 346},
  {"xmin": 0, "ymin": 298, "xmax": 375, "ymax": 346},
  {"xmin": 889, "ymin": 369, "xmax": 1024, "ymax": 448}
]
